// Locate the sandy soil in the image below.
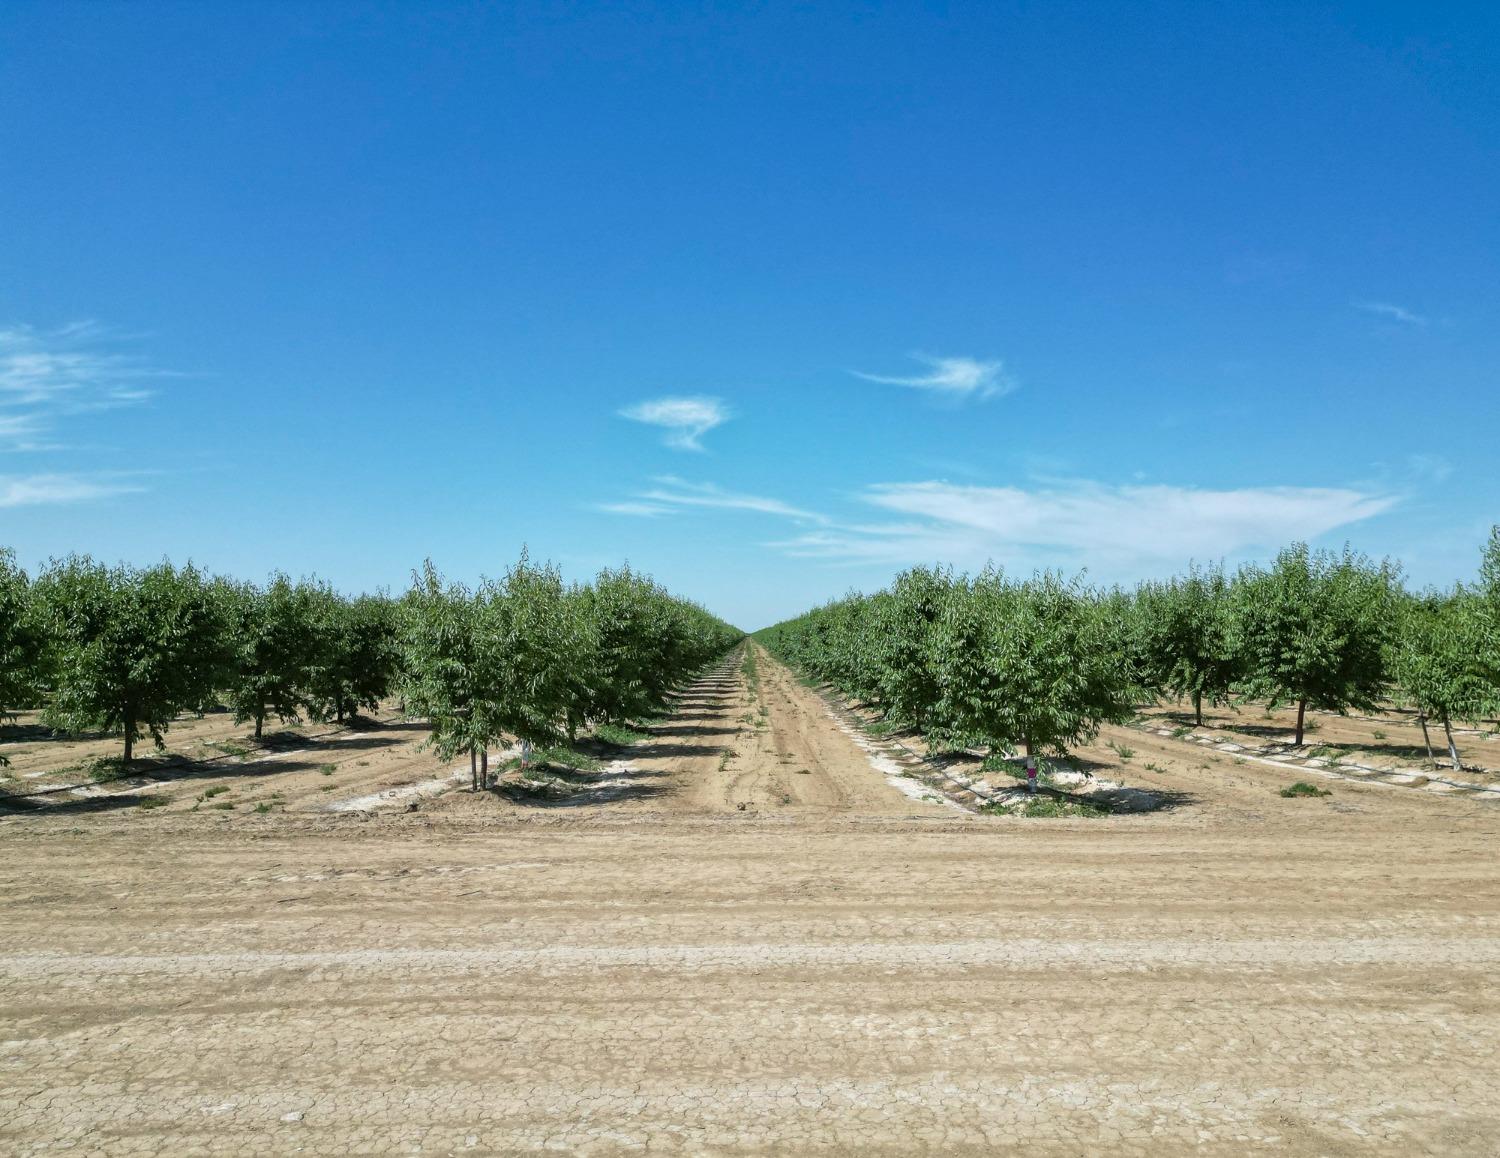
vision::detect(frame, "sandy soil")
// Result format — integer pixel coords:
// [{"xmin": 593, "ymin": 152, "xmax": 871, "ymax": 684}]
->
[{"xmin": 3, "ymin": 646, "xmax": 1499, "ymax": 1154}]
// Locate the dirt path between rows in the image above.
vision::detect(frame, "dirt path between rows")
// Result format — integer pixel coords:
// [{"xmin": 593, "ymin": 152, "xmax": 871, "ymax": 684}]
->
[
  {"xmin": 3, "ymin": 647, "xmax": 1500, "ymax": 1154},
  {"xmin": 665, "ymin": 647, "xmax": 947, "ymax": 816}
]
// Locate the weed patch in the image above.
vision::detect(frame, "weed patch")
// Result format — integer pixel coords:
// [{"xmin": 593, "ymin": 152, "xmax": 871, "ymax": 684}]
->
[
  {"xmin": 536, "ymin": 746, "xmax": 602, "ymax": 773},
  {"xmin": 983, "ymin": 796, "xmax": 1108, "ymax": 819},
  {"xmin": 1281, "ymin": 781, "xmax": 1331, "ymax": 798},
  {"xmin": 86, "ymin": 757, "xmax": 128, "ymax": 783},
  {"xmin": 594, "ymin": 723, "xmax": 649, "ymax": 747}
]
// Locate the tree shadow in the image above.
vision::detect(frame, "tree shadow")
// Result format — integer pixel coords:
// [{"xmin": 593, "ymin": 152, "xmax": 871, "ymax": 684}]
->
[
  {"xmin": 0, "ymin": 789, "xmax": 175, "ymax": 815},
  {"xmin": 1, "ymin": 731, "xmax": 409, "ymax": 807},
  {"xmin": 623, "ymin": 741, "xmax": 733, "ymax": 760},
  {"xmin": 0, "ymin": 721, "xmax": 84, "ymax": 745},
  {"xmin": 494, "ymin": 763, "xmax": 670, "ymax": 808},
  {"xmin": 647, "ymin": 724, "xmax": 741, "ymax": 739},
  {"xmin": 1089, "ymin": 786, "xmax": 1200, "ymax": 813}
]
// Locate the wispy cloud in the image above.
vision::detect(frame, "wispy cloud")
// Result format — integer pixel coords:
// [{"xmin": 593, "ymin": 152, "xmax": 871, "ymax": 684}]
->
[
  {"xmin": 852, "ymin": 354, "xmax": 1014, "ymax": 400},
  {"xmin": 596, "ymin": 501, "xmax": 673, "ymax": 518},
  {"xmin": 1405, "ymin": 454, "xmax": 1453, "ymax": 484},
  {"xmin": 0, "ymin": 472, "xmax": 144, "ymax": 509},
  {"xmin": 601, "ymin": 477, "xmax": 828, "ymax": 524},
  {"xmin": 620, "ymin": 396, "xmax": 730, "ymax": 451},
  {"xmin": 1354, "ymin": 301, "xmax": 1427, "ymax": 326},
  {"xmin": 773, "ymin": 480, "xmax": 1396, "ymax": 574},
  {"xmin": 0, "ymin": 322, "xmax": 172, "ymax": 450}
]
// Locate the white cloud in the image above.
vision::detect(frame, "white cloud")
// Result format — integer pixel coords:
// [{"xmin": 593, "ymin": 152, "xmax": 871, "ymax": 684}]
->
[
  {"xmin": 0, "ymin": 322, "xmax": 169, "ymax": 450},
  {"xmin": 0, "ymin": 473, "xmax": 142, "ymax": 508},
  {"xmin": 1405, "ymin": 454, "xmax": 1453, "ymax": 484},
  {"xmin": 599, "ymin": 477, "xmax": 828, "ymax": 524},
  {"xmin": 773, "ymin": 480, "xmax": 1397, "ymax": 574},
  {"xmin": 0, "ymin": 412, "xmax": 47, "ymax": 450},
  {"xmin": 596, "ymin": 501, "xmax": 673, "ymax": 518},
  {"xmin": 853, "ymin": 354, "xmax": 1015, "ymax": 399},
  {"xmin": 620, "ymin": 396, "xmax": 730, "ymax": 451},
  {"xmin": 1354, "ymin": 301, "xmax": 1427, "ymax": 326}
]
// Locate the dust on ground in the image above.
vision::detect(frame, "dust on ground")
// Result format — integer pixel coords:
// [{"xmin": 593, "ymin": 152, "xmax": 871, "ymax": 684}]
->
[{"xmin": 3, "ymin": 646, "xmax": 1499, "ymax": 1154}]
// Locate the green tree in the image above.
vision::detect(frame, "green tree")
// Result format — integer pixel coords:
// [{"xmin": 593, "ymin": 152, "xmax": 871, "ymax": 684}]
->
[
  {"xmin": 400, "ymin": 561, "xmax": 489, "ymax": 788},
  {"xmin": 472, "ymin": 552, "xmax": 590, "ymax": 759},
  {"xmin": 0, "ymin": 549, "xmax": 48, "ymax": 765},
  {"xmin": 925, "ymin": 570, "xmax": 1136, "ymax": 758},
  {"xmin": 33, "ymin": 556, "xmax": 228, "ymax": 763},
  {"xmin": 223, "ymin": 575, "xmax": 317, "ymax": 740},
  {"xmin": 582, "ymin": 566, "xmax": 672, "ymax": 726},
  {"xmin": 1232, "ymin": 544, "xmax": 1397, "ymax": 746},
  {"xmin": 1135, "ymin": 564, "xmax": 1240, "ymax": 726},
  {"xmin": 1477, "ymin": 526, "xmax": 1500, "ymax": 691},
  {"xmin": 580, "ymin": 565, "xmax": 739, "ymax": 727},
  {"xmin": 307, "ymin": 588, "xmax": 400, "ymax": 724},
  {"xmin": 402, "ymin": 556, "xmax": 738, "ymax": 790},
  {"xmin": 1391, "ymin": 590, "xmax": 1492, "ymax": 771}
]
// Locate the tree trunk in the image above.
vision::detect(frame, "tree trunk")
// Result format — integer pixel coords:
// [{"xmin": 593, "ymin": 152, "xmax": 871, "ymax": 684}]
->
[
  {"xmin": 1442, "ymin": 713, "xmax": 1462, "ymax": 772},
  {"xmin": 1418, "ymin": 713, "xmax": 1437, "ymax": 767},
  {"xmin": 123, "ymin": 719, "xmax": 134, "ymax": 764},
  {"xmin": 1193, "ymin": 690, "xmax": 1203, "ymax": 727},
  {"xmin": 469, "ymin": 747, "xmax": 478, "ymax": 791},
  {"xmin": 254, "ymin": 710, "xmax": 264, "ymax": 740},
  {"xmin": 481, "ymin": 748, "xmax": 489, "ymax": 789},
  {"xmin": 1294, "ymin": 699, "xmax": 1308, "ymax": 747}
]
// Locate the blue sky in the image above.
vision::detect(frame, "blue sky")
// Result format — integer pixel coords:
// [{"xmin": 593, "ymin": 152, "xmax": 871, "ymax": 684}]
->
[{"xmin": 2, "ymin": 2, "xmax": 1497, "ymax": 629}]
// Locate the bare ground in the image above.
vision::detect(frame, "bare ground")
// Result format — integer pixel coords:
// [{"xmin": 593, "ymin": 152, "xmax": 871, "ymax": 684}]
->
[{"xmin": 3, "ymin": 647, "xmax": 1499, "ymax": 1154}]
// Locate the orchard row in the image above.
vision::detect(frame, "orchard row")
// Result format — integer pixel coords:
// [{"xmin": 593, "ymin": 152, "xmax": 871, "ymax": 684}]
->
[
  {"xmin": 755, "ymin": 532, "xmax": 1500, "ymax": 770},
  {"xmin": 0, "ymin": 551, "xmax": 742, "ymax": 771}
]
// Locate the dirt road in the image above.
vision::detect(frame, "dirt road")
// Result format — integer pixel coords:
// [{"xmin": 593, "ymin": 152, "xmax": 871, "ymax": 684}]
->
[{"xmin": 3, "ymin": 647, "xmax": 1500, "ymax": 1154}]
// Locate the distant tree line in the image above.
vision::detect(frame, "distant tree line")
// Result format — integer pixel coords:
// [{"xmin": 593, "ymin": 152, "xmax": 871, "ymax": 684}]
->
[
  {"xmin": 754, "ymin": 531, "xmax": 1500, "ymax": 771},
  {"xmin": 0, "ymin": 549, "xmax": 740, "ymax": 773}
]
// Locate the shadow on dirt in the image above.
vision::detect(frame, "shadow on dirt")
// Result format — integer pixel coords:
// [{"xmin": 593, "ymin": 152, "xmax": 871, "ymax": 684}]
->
[
  {"xmin": 648, "ymin": 724, "xmax": 741, "ymax": 739},
  {"xmin": 0, "ymin": 729, "xmax": 412, "ymax": 811},
  {"xmin": 493, "ymin": 761, "xmax": 670, "ymax": 808},
  {"xmin": 0, "ymin": 790, "xmax": 177, "ymax": 815}
]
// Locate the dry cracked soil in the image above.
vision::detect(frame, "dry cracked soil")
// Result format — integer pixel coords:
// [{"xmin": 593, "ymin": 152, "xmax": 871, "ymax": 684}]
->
[{"xmin": 3, "ymin": 645, "xmax": 1499, "ymax": 1155}]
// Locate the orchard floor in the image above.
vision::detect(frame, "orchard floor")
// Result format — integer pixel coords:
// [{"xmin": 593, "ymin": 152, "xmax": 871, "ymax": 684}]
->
[{"xmin": 3, "ymin": 649, "xmax": 1500, "ymax": 1155}]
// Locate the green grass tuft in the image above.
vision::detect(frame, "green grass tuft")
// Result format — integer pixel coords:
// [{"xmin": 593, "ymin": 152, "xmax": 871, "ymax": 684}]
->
[
  {"xmin": 1280, "ymin": 781, "xmax": 1331, "ymax": 798},
  {"xmin": 535, "ymin": 746, "xmax": 602, "ymax": 773},
  {"xmin": 86, "ymin": 757, "xmax": 129, "ymax": 783},
  {"xmin": 593, "ymin": 723, "xmax": 649, "ymax": 747},
  {"xmin": 983, "ymin": 796, "xmax": 1108, "ymax": 819}
]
